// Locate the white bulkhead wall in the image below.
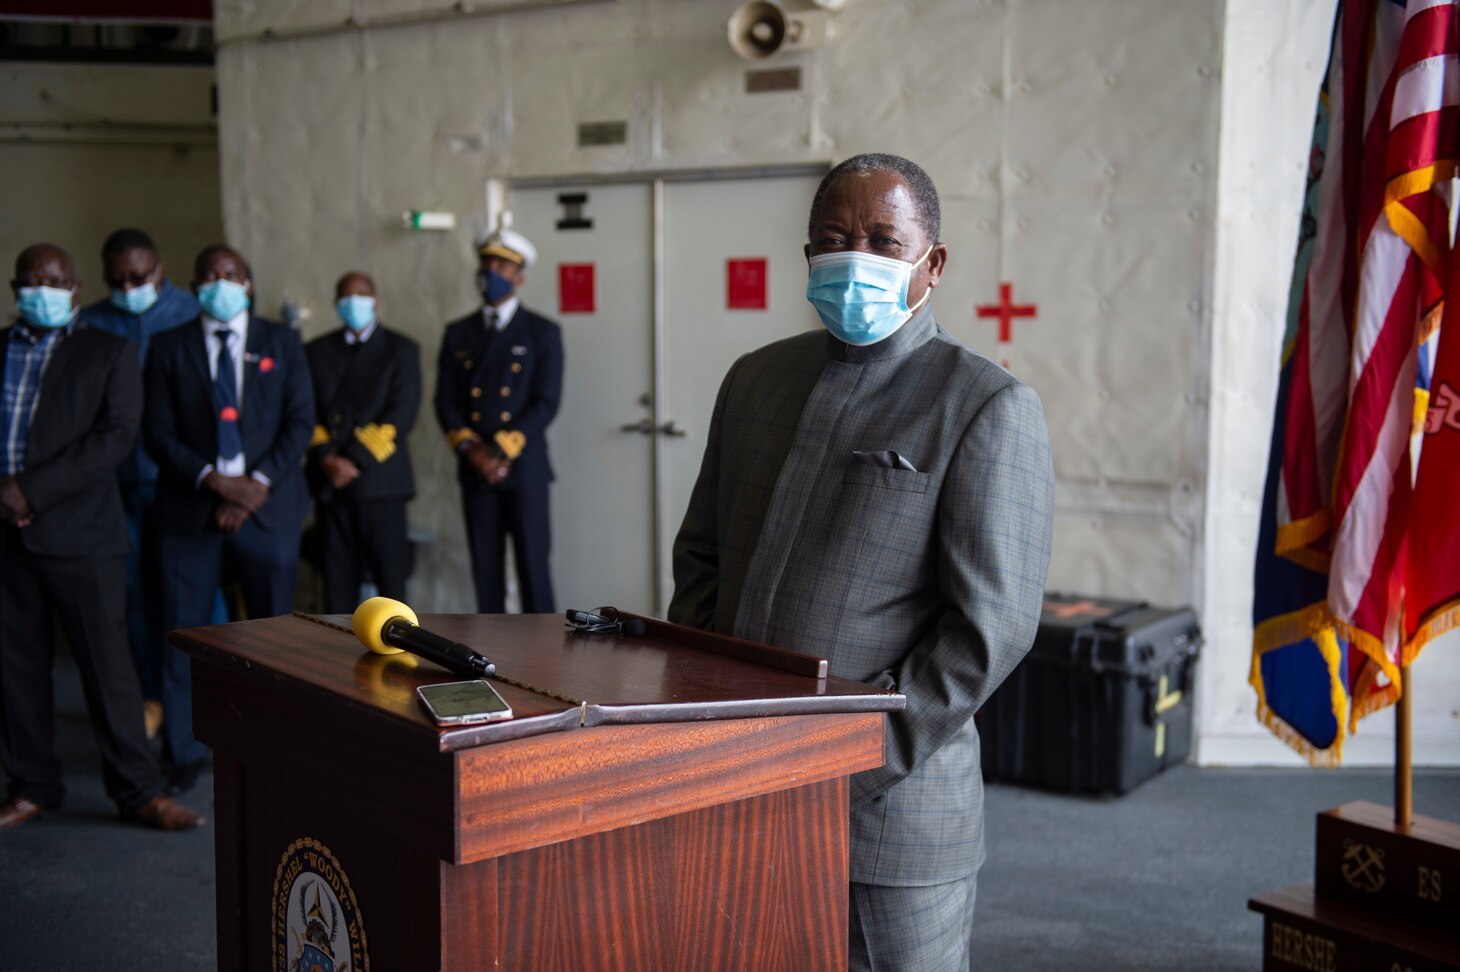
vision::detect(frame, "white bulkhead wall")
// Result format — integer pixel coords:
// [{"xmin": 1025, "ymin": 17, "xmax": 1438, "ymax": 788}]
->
[
  {"xmin": 211, "ymin": 0, "xmax": 1458, "ymax": 765},
  {"xmin": 0, "ymin": 62, "xmax": 223, "ymax": 308}
]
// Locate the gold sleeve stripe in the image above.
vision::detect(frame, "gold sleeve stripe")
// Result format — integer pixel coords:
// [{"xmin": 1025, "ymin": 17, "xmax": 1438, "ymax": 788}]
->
[
  {"xmin": 311, "ymin": 425, "xmax": 331, "ymax": 448},
  {"xmin": 447, "ymin": 428, "xmax": 479, "ymax": 450},
  {"xmin": 354, "ymin": 424, "xmax": 396, "ymax": 463},
  {"xmin": 494, "ymin": 429, "xmax": 527, "ymax": 460}
]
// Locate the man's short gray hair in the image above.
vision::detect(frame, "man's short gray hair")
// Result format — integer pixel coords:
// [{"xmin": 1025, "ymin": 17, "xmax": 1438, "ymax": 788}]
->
[{"xmin": 807, "ymin": 153, "xmax": 941, "ymax": 245}]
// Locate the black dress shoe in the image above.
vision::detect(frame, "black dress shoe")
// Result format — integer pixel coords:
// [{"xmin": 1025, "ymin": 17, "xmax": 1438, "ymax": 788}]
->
[{"xmin": 165, "ymin": 761, "xmax": 204, "ymax": 795}]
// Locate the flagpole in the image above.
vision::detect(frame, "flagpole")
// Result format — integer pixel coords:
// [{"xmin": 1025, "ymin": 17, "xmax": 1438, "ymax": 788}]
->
[{"xmin": 1396, "ymin": 662, "xmax": 1412, "ymax": 830}]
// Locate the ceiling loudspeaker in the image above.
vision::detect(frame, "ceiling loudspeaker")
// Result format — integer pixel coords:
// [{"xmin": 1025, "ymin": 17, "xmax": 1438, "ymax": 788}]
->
[{"xmin": 727, "ymin": 1, "xmax": 839, "ymax": 61}]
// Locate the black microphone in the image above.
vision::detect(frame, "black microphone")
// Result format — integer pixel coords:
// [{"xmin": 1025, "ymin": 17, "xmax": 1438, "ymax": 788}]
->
[
  {"xmin": 565, "ymin": 607, "xmax": 646, "ymax": 637},
  {"xmin": 353, "ymin": 597, "xmax": 496, "ymax": 677}
]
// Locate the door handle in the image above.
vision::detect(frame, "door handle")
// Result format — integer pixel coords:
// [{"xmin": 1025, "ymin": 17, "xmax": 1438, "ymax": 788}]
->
[{"xmin": 618, "ymin": 419, "xmax": 687, "ymax": 437}]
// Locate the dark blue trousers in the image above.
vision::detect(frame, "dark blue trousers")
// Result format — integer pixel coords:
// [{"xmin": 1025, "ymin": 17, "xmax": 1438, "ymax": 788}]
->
[
  {"xmin": 158, "ymin": 517, "xmax": 299, "ymax": 768},
  {"xmin": 121, "ymin": 483, "xmax": 227, "ymax": 702},
  {"xmin": 461, "ymin": 481, "xmax": 554, "ymax": 614}
]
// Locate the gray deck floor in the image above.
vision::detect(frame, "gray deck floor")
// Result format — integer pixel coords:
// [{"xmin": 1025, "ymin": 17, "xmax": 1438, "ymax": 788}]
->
[{"xmin": 1, "ymin": 658, "xmax": 1455, "ymax": 970}]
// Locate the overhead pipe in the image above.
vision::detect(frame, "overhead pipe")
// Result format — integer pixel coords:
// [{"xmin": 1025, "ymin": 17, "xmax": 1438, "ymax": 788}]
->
[{"xmin": 214, "ymin": 0, "xmax": 612, "ymax": 47}]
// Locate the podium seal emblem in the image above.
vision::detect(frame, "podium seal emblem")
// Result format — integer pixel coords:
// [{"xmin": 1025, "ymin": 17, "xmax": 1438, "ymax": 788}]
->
[{"xmin": 272, "ymin": 837, "xmax": 370, "ymax": 972}]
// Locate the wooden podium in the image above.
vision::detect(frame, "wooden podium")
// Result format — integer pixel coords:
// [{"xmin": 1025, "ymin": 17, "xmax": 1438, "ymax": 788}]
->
[{"xmin": 172, "ymin": 612, "xmax": 903, "ymax": 971}]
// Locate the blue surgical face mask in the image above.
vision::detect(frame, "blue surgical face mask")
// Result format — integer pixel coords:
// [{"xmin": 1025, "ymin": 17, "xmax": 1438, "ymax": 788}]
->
[
  {"xmin": 197, "ymin": 279, "xmax": 251, "ymax": 322},
  {"xmin": 806, "ymin": 246, "xmax": 933, "ymax": 346},
  {"xmin": 16, "ymin": 286, "xmax": 76, "ymax": 330},
  {"xmin": 337, "ymin": 295, "xmax": 377, "ymax": 331},
  {"xmin": 109, "ymin": 282, "xmax": 159, "ymax": 315},
  {"xmin": 478, "ymin": 269, "xmax": 514, "ymax": 305}
]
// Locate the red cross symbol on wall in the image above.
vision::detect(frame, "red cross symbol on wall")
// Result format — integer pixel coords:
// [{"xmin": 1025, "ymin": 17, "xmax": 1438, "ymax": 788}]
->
[{"xmin": 977, "ymin": 282, "xmax": 1038, "ymax": 343}]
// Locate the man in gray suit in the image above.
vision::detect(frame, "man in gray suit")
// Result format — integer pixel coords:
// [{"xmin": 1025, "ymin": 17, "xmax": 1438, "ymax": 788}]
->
[{"xmin": 669, "ymin": 154, "xmax": 1055, "ymax": 971}]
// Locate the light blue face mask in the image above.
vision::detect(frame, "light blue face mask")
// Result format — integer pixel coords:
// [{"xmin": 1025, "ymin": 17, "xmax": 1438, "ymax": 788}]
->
[
  {"xmin": 337, "ymin": 295, "xmax": 377, "ymax": 331},
  {"xmin": 806, "ymin": 246, "xmax": 933, "ymax": 346},
  {"xmin": 197, "ymin": 279, "xmax": 251, "ymax": 322},
  {"xmin": 109, "ymin": 282, "xmax": 159, "ymax": 315},
  {"xmin": 16, "ymin": 286, "xmax": 76, "ymax": 330}
]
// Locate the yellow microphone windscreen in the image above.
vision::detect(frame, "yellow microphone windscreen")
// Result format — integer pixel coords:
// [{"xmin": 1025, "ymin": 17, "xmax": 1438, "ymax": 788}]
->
[{"xmin": 352, "ymin": 596, "xmax": 418, "ymax": 655}]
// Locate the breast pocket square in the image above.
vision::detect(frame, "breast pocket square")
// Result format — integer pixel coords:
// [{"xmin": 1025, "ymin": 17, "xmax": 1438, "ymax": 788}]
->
[{"xmin": 851, "ymin": 450, "xmax": 919, "ymax": 472}]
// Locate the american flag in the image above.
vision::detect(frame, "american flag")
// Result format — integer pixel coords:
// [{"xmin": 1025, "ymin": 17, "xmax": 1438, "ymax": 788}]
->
[{"xmin": 1252, "ymin": 0, "xmax": 1459, "ymax": 764}]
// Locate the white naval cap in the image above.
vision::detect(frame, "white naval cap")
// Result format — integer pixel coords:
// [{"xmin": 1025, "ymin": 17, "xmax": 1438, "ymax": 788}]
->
[{"xmin": 474, "ymin": 225, "xmax": 537, "ymax": 271}]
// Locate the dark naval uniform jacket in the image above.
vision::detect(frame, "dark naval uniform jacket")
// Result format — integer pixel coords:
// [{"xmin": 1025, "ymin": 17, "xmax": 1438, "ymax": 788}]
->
[
  {"xmin": 434, "ymin": 303, "xmax": 563, "ymax": 487},
  {"xmin": 305, "ymin": 324, "xmax": 421, "ymax": 503}
]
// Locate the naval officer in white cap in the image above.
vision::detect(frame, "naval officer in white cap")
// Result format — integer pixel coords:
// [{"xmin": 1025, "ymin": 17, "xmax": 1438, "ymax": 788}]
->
[{"xmin": 433, "ymin": 223, "xmax": 564, "ymax": 613}]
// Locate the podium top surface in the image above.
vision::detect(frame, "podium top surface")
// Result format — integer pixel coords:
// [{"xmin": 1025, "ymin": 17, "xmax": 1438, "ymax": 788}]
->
[{"xmin": 172, "ymin": 612, "xmax": 904, "ymax": 751}]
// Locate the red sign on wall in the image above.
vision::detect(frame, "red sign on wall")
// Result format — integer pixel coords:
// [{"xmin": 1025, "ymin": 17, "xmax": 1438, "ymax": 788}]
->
[
  {"xmin": 558, "ymin": 263, "xmax": 595, "ymax": 314},
  {"xmin": 726, "ymin": 258, "xmax": 768, "ymax": 310}
]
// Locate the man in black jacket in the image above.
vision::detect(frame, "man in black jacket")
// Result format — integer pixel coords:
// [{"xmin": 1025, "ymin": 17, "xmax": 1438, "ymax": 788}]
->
[
  {"xmin": 435, "ymin": 227, "xmax": 563, "ymax": 613},
  {"xmin": 143, "ymin": 244, "xmax": 314, "ymax": 792},
  {"xmin": 0, "ymin": 243, "xmax": 203, "ymax": 831},
  {"xmin": 306, "ymin": 271, "xmax": 421, "ymax": 612}
]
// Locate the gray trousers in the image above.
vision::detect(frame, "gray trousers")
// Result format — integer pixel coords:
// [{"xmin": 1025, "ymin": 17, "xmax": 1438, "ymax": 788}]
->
[{"xmin": 848, "ymin": 875, "xmax": 977, "ymax": 972}]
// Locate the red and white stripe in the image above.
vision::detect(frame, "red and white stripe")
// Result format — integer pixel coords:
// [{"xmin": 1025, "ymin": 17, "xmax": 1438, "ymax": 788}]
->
[{"xmin": 1329, "ymin": 0, "xmax": 1458, "ymax": 675}]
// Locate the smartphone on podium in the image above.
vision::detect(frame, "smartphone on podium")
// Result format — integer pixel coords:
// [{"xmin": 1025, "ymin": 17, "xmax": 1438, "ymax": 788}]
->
[{"xmin": 417, "ymin": 679, "xmax": 513, "ymax": 725}]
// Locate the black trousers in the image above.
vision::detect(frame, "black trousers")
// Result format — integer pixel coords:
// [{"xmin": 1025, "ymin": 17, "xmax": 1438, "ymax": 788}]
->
[
  {"xmin": 158, "ymin": 517, "xmax": 300, "ymax": 769},
  {"xmin": 317, "ymin": 495, "xmax": 409, "ymax": 613},
  {"xmin": 461, "ymin": 481, "xmax": 554, "ymax": 614},
  {"xmin": 0, "ymin": 526, "xmax": 163, "ymax": 814}
]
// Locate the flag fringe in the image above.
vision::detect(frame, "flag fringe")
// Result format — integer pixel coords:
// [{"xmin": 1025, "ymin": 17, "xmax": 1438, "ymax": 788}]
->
[
  {"xmin": 1252, "ymin": 602, "xmax": 1336, "ymax": 652},
  {"xmin": 1253, "ymin": 700, "xmax": 1346, "ymax": 768},
  {"xmin": 1350, "ymin": 679, "xmax": 1399, "ymax": 729},
  {"xmin": 1275, "ymin": 512, "xmax": 1332, "ymax": 557},
  {"xmin": 1335, "ymin": 618, "xmax": 1404, "ymax": 712},
  {"xmin": 1403, "ymin": 596, "xmax": 1460, "ymax": 666},
  {"xmin": 1250, "ymin": 600, "xmax": 1419, "ymax": 762},
  {"xmin": 1281, "ymin": 545, "xmax": 1333, "ymax": 575},
  {"xmin": 1250, "ymin": 608, "xmax": 1350, "ymax": 766},
  {"xmin": 1383, "ymin": 159, "xmax": 1459, "ymax": 277}
]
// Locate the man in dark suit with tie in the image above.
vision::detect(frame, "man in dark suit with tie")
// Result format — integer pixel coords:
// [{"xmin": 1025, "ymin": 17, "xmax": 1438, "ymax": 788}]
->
[
  {"xmin": 435, "ymin": 227, "xmax": 564, "ymax": 613},
  {"xmin": 1, "ymin": 243, "xmax": 203, "ymax": 831},
  {"xmin": 306, "ymin": 271, "xmax": 421, "ymax": 612},
  {"xmin": 143, "ymin": 244, "xmax": 314, "ymax": 792}
]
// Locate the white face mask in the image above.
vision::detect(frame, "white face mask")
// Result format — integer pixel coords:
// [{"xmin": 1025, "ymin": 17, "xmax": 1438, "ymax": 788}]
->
[{"xmin": 805, "ymin": 246, "xmax": 933, "ymax": 346}]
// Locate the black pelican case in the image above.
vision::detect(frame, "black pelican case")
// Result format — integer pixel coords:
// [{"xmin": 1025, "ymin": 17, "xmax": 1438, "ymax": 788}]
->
[{"xmin": 975, "ymin": 593, "xmax": 1203, "ymax": 795}]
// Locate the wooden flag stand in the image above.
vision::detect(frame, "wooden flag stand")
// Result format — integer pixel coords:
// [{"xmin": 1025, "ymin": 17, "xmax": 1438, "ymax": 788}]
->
[{"xmin": 1249, "ymin": 665, "xmax": 1460, "ymax": 971}]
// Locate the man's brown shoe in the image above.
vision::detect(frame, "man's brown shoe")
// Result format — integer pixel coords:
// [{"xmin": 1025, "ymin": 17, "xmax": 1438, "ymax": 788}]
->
[
  {"xmin": 131, "ymin": 795, "xmax": 205, "ymax": 831},
  {"xmin": 0, "ymin": 797, "xmax": 43, "ymax": 831}
]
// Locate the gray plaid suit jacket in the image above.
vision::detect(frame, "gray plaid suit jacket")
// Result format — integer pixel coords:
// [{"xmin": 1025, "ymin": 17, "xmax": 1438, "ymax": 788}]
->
[{"xmin": 669, "ymin": 304, "xmax": 1054, "ymax": 886}]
